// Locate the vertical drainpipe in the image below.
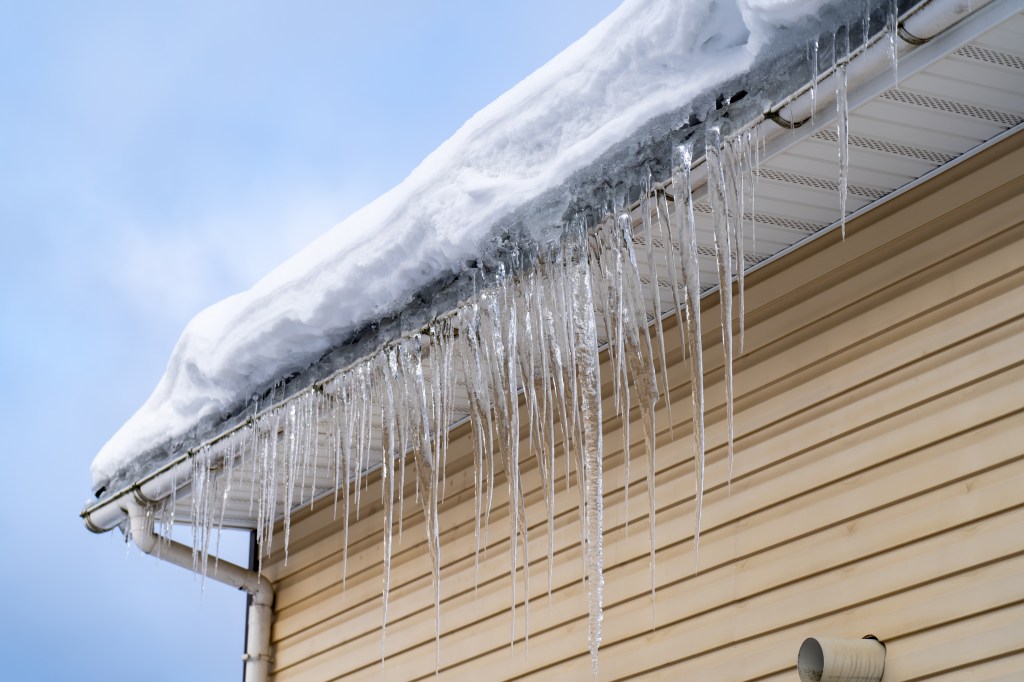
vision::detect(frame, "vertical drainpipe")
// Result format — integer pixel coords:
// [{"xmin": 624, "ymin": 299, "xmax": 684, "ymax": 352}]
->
[{"xmin": 243, "ymin": 530, "xmax": 258, "ymax": 681}]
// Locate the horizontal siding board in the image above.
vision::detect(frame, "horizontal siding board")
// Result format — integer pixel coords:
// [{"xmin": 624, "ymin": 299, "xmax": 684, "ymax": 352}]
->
[
  {"xmin": 266, "ymin": 133, "xmax": 1024, "ymax": 680},
  {"xmin": 924, "ymin": 650, "xmax": 1024, "ymax": 682},
  {"xmin": 885, "ymin": 602, "xmax": 1024, "ymax": 682}
]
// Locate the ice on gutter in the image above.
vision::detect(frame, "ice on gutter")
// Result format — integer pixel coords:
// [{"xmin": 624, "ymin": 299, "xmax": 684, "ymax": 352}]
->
[{"xmin": 91, "ymin": 0, "xmax": 876, "ymax": 496}]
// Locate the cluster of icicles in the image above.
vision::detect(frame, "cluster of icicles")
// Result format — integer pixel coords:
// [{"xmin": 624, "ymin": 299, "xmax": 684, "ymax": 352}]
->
[{"xmin": 138, "ymin": 17, "xmax": 876, "ymax": 672}]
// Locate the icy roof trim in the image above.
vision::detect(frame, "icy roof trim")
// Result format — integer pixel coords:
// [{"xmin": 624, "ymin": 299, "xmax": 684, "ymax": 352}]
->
[{"xmin": 92, "ymin": 0, "xmax": 883, "ymax": 495}]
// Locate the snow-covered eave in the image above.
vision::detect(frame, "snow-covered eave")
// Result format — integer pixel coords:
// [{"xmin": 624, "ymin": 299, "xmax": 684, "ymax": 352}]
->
[{"xmin": 82, "ymin": 0, "xmax": 1019, "ymax": 534}]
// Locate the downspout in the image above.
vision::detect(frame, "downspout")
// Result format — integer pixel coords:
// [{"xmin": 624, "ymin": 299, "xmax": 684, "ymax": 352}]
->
[{"xmin": 125, "ymin": 497, "xmax": 274, "ymax": 682}]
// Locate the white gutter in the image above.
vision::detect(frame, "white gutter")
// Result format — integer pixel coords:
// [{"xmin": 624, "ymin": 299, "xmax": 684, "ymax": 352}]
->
[
  {"xmin": 84, "ymin": 449, "xmax": 204, "ymax": 533},
  {"xmin": 125, "ymin": 497, "xmax": 274, "ymax": 682},
  {"xmin": 665, "ymin": 0, "xmax": 1006, "ymax": 201},
  {"xmin": 764, "ymin": 0, "xmax": 1005, "ymax": 141}
]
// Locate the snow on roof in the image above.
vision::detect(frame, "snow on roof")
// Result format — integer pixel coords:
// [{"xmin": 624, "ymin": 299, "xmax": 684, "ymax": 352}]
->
[{"xmin": 92, "ymin": 0, "xmax": 849, "ymax": 493}]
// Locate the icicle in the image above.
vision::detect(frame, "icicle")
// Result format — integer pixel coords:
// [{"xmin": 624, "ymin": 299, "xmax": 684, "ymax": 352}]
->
[
  {"xmin": 862, "ymin": 0, "xmax": 872, "ymax": 64},
  {"xmin": 541, "ymin": 253, "xmax": 574, "ymax": 499},
  {"xmin": 213, "ymin": 442, "xmax": 235, "ymax": 574},
  {"xmin": 532, "ymin": 266, "xmax": 558, "ymax": 602},
  {"xmin": 549, "ymin": 242, "xmax": 588, "ymax": 583},
  {"xmin": 615, "ymin": 210, "xmax": 660, "ymax": 604},
  {"xmin": 332, "ymin": 374, "xmax": 353, "ymax": 587},
  {"xmin": 745, "ymin": 127, "xmax": 759, "ymax": 286},
  {"xmin": 299, "ymin": 392, "xmax": 315, "ymax": 510},
  {"xmin": 836, "ymin": 26, "xmax": 851, "ymax": 240},
  {"xmin": 437, "ymin": 320, "xmax": 456, "ymax": 504},
  {"xmin": 706, "ymin": 126, "xmax": 736, "ymax": 510},
  {"xmin": 743, "ymin": 128, "xmax": 757, "ymax": 350},
  {"xmin": 673, "ymin": 142, "xmax": 707, "ymax": 562},
  {"xmin": 521, "ymin": 265, "xmax": 558, "ymax": 608},
  {"xmin": 396, "ymin": 360, "xmax": 409, "ymax": 546},
  {"xmin": 254, "ymin": 419, "xmax": 268, "ymax": 575},
  {"xmin": 810, "ymin": 37, "xmax": 819, "ymax": 126},
  {"xmin": 263, "ymin": 404, "xmax": 282, "ymax": 566},
  {"xmin": 656, "ymin": 191, "xmax": 687, "ymax": 379},
  {"xmin": 400, "ymin": 336, "xmax": 443, "ymax": 676},
  {"xmin": 457, "ymin": 302, "xmax": 487, "ymax": 591},
  {"xmin": 888, "ymin": 0, "xmax": 899, "ymax": 87},
  {"xmin": 191, "ymin": 446, "xmax": 212, "ymax": 582},
  {"xmin": 641, "ymin": 177, "xmax": 673, "ymax": 443},
  {"xmin": 725, "ymin": 135, "xmax": 748, "ymax": 357},
  {"xmin": 569, "ymin": 222, "xmax": 605, "ymax": 675},
  {"xmin": 311, "ymin": 393, "xmax": 322, "ymax": 509},
  {"xmin": 428, "ymin": 330, "xmax": 444, "ymax": 504},
  {"xmin": 247, "ymin": 398, "xmax": 260, "ymax": 517},
  {"xmin": 460, "ymin": 295, "xmax": 497, "ymax": 591},
  {"xmin": 380, "ymin": 350, "xmax": 399, "ymax": 666},
  {"xmin": 477, "ymin": 293, "xmax": 499, "ymax": 561},
  {"xmin": 282, "ymin": 402, "xmax": 299, "ymax": 565},
  {"xmin": 484, "ymin": 262, "xmax": 528, "ymax": 653},
  {"xmin": 354, "ymin": 366, "xmax": 370, "ymax": 519},
  {"xmin": 595, "ymin": 218, "xmax": 632, "ymax": 533}
]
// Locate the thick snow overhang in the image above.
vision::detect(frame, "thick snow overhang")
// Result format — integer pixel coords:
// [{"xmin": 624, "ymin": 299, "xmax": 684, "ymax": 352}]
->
[{"xmin": 83, "ymin": 0, "xmax": 1023, "ymax": 537}]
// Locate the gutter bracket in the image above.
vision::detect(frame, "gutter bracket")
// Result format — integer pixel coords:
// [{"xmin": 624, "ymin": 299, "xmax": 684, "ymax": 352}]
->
[
  {"xmin": 897, "ymin": 23, "xmax": 930, "ymax": 46},
  {"xmin": 766, "ymin": 109, "xmax": 809, "ymax": 130}
]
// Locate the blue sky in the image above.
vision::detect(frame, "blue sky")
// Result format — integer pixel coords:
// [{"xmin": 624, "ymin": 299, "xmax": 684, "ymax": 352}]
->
[{"xmin": 0, "ymin": 2, "xmax": 620, "ymax": 679}]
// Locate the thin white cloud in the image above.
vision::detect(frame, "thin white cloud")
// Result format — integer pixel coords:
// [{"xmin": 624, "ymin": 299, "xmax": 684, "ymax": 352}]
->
[{"xmin": 102, "ymin": 186, "xmax": 366, "ymax": 325}]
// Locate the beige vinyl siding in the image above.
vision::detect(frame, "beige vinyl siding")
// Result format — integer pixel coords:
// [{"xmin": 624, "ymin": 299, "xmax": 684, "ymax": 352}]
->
[{"xmin": 263, "ymin": 130, "xmax": 1024, "ymax": 681}]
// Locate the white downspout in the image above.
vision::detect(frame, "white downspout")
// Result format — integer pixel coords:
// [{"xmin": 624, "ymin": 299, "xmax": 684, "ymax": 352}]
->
[{"xmin": 125, "ymin": 497, "xmax": 274, "ymax": 682}]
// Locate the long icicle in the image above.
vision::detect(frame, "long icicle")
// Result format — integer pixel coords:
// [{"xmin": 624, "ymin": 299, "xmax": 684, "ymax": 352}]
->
[
  {"xmin": 641, "ymin": 178, "xmax": 673, "ymax": 443},
  {"xmin": 616, "ymin": 210, "xmax": 660, "ymax": 608},
  {"xmin": 408, "ymin": 338, "xmax": 442, "ymax": 675},
  {"xmin": 706, "ymin": 126, "xmax": 736, "ymax": 508},
  {"xmin": 836, "ymin": 25, "xmax": 851, "ymax": 240},
  {"xmin": 380, "ymin": 350, "xmax": 398, "ymax": 667},
  {"xmin": 569, "ymin": 221, "xmax": 605, "ymax": 675},
  {"xmin": 673, "ymin": 142, "xmax": 708, "ymax": 564}
]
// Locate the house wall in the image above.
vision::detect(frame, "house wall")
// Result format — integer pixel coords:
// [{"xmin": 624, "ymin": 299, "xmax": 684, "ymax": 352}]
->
[{"xmin": 262, "ymin": 130, "xmax": 1024, "ymax": 681}]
